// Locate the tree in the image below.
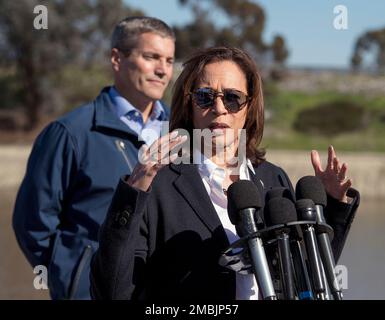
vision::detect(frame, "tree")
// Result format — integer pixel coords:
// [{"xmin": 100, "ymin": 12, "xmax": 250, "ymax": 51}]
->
[
  {"xmin": 174, "ymin": 4, "xmax": 217, "ymax": 59},
  {"xmin": 215, "ymin": 0, "xmax": 267, "ymax": 54},
  {"xmin": 0, "ymin": 0, "xmax": 142, "ymax": 130},
  {"xmin": 271, "ymin": 35, "xmax": 288, "ymax": 65},
  {"xmin": 351, "ymin": 27, "xmax": 385, "ymax": 74},
  {"xmin": 175, "ymin": 0, "xmax": 289, "ymax": 68}
]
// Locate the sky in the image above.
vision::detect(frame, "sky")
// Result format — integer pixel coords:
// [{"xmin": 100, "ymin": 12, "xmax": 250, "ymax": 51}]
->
[{"xmin": 125, "ymin": 0, "xmax": 385, "ymax": 68}]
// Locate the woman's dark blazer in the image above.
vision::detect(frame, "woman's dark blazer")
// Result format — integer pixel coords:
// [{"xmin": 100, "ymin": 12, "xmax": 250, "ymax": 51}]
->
[{"xmin": 90, "ymin": 160, "xmax": 359, "ymax": 300}]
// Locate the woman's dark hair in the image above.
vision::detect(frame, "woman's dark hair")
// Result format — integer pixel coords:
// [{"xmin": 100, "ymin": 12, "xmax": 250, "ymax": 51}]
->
[{"xmin": 170, "ymin": 46, "xmax": 265, "ymax": 164}]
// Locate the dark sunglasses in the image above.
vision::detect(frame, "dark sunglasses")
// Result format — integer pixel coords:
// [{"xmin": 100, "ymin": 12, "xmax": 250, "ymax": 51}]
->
[{"xmin": 190, "ymin": 87, "xmax": 250, "ymax": 113}]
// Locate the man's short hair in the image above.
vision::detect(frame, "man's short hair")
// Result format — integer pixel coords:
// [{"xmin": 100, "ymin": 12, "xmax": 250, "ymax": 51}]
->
[{"xmin": 111, "ymin": 16, "xmax": 175, "ymax": 54}]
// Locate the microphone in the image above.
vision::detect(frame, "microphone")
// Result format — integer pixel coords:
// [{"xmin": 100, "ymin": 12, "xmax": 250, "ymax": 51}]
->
[
  {"xmin": 265, "ymin": 197, "xmax": 297, "ymax": 300},
  {"xmin": 295, "ymin": 199, "xmax": 327, "ymax": 300},
  {"xmin": 296, "ymin": 176, "xmax": 343, "ymax": 300},
  {"xmin": 227, "ymin": 180, "xmax": 277, "ymax": 300},
  {"xmin": 291, "ymin": 234, "xmax": 314, "ymax": 300},
  {"xmin": 265, "ymin": 186, "xmax": 295, "ymax": 203},
  {"xmin": 265, "ymin": 188, "xmax": 313, "ymax": 300}
]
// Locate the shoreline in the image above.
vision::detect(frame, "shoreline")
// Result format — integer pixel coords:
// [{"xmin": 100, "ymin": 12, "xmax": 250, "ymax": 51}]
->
[{"xmin": 1, "ymin": 144, "xmax": 384, "ymax": 199}]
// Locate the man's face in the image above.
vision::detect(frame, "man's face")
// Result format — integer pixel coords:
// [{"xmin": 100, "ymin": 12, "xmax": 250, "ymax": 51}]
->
[{"xmin": 112, "ymin": 32, "xmax": 175, "ymax": 106}]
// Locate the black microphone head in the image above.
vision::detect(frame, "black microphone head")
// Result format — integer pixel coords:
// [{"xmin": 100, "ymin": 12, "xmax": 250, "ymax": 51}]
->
[
  {"xmin": 295, "ymin": 176, "xmax": 327, "ymax": 207},
  {"xmin": 295, "ymin": 199, "xmax": 317, "ymax": 221},
  {"xmin": 264, "ymin": 197, "xmax": 297, "ymax": 227},
  {"xmin": 227, "ymin": 180, "xmax": 262, "ymax": 225},
  {"xmin": 265, "ymin": 187, "xmax": 295, "ymax": 203}
]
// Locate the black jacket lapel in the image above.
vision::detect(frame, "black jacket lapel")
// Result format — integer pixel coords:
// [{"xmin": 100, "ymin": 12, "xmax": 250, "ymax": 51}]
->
[
  {"xmin": 171, "ymin": 164, "xmax": 226, "ymax": 236},
  {"xmin": 248, "ymin": 165, "xmax": 266, "ymax": 208}
]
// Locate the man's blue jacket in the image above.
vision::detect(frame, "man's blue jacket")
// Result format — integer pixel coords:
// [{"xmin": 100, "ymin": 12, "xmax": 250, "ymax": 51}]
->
[{"xmin": 12, "ymin": 87, "xmax": 170, "ymax": 299}]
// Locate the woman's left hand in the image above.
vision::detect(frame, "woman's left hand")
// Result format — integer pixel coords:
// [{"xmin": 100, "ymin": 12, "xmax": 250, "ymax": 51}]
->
[{"xmin": 311, "ymin": 145, "xmax": 352, "ymax": 203}]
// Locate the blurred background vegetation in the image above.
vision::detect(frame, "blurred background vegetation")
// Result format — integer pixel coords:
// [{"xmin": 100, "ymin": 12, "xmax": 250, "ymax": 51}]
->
[
  {"xmin": 1, "ymin": 1, "xmax": 384, "ymax": 300},
  {"xmin": 0, "ymin": 0, "xmax": 384, "ymax": 151}
]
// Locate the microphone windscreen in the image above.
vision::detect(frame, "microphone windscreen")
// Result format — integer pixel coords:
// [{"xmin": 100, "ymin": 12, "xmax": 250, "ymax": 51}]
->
[
  {"xmin": 295, "ymin": 199, "xmax": 317, "ymax": 221},
  {"xmin": 265, "ymin": 197, "xmax": 297, "ymax": 227},
  {"xmin": 265, "ymin": 187, "xmax": 295, "ymax": 203},
  {"xmin": 295, "ymin": 198, "xmax": 315, "ymax": 212},
  {"xmin": 227, "ymin": 180, "xmax": 262, "ymax": 225},
  {"xmin": 295, "ymin": 176, "xmax": 327, "ymax": 207}
]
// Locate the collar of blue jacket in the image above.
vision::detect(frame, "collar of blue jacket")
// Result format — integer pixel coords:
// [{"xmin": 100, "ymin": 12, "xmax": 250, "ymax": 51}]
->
[
  {"xmin": 93, "ymin": 87, "xmax": 170, "ymax": 140},
  {"xmin": 108, "ymin": 86, "xmax": 167, "ymax": 146},
  {"xmin": 109, "ymin": 86, "xmax": 166, "ymax": 121}
]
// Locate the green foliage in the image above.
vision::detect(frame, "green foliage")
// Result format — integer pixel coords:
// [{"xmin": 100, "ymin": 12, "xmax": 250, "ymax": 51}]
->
[
  {"xmin": 263, "ymin": 90, "xmax": 385, "ymax": 152},
  {"xmin": 57, "ymin": 65, "xmax": 113, "ymax": 113},
  {"xmin": 351, "ymin": 26, "xmax": 385, "ymax": 73},
  {"xmin": 0, "ymin": 68, "xmax": 23, "ymax": 110},
  {"xmin": 261, "ymin": 79, "xmax": 279, "ymax": 100},
  {"xmin": 293, "ymin": 100, "xmax": 368, "ymax": 136},
  {"xmin": 175, "ymin": 0, "xmax": 288, "ymax": 65},
  {"xmin": 271, "ymin": 35, "xmax": 289, "ymax": 64},
  {"xmin": 0, "ymin": 0, "xmax": 143, "ymax": 129}
]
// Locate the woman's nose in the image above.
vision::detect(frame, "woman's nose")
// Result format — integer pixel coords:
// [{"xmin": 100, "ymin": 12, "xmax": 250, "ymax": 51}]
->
[{"xmin": 212, "ymin": 94, "xmax": 227, "ymax": 115}]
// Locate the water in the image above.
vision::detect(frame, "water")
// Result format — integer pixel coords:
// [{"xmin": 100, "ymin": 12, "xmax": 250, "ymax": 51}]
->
[
  {"xmin": 1, "ymin": 187, "xmax": 384, "ymax": 299},
  {"xmin": 338, "ymin": 198, "xmax": 385, "ymax": 299},
  {"xmin": 0, "ymin": 188, "xmax": 49, "ymax": 299}
]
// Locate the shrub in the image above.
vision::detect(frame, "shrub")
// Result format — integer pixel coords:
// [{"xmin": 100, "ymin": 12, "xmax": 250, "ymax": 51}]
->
[{"xmin": 293, "ymin": 100, "xmax": 369, "ymax": 136}]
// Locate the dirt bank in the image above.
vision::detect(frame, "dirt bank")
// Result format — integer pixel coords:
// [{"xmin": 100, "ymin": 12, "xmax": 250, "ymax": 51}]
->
[{"xmin": 2, "ymin": 144, "xmax": 384, "ymax": 199}]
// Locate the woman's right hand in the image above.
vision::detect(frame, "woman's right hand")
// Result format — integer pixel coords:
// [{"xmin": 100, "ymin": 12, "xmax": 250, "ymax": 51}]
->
[{"xmin": 126, "ymin": 131, "xmax": 187, "ymax": 192}]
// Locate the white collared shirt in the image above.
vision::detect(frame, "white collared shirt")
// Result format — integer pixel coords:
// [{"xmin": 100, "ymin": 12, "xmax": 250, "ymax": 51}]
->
[{"xmin": 195, "ymin": 150, "xmax": 259, "ymax": 300}]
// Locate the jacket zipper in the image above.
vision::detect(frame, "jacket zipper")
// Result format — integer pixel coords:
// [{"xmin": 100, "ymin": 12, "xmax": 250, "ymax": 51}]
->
[
  {"xmin": 68, "ymin": 245, "xmax": 92, "ymax": 300},
  {"xmin": 115, "ymin": 139, "xmax": 135, "ymax": 172}
]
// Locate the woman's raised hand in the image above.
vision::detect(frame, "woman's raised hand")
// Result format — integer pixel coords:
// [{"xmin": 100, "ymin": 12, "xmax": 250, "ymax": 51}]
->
[
  {"xmin": 310, "ymin": 145, "xmax": 352, "ymax": 203},
  {"xmin": 127, "ymin": 131, "xmax": 187, "ymax": 192}
]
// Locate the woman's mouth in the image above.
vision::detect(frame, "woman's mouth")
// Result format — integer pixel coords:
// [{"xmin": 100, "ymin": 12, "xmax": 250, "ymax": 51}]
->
[
  {"xmin": 208, "ymin": 123, "xmax": 230, "ymax": 136},
  {"xmin": 208, "ymin": 122, "xmax": 230, "ymax": 130}
]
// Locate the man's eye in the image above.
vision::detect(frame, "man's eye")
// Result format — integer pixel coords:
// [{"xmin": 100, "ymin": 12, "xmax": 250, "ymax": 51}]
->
[{"xmin": 143, "ymin": 54, "xmax": 159, "ymax": 60}]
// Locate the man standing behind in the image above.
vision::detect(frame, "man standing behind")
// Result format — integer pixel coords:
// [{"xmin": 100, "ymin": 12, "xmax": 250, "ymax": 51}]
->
[{"xmin": 13, "ymin": 17, "xmax": 175, "ymax": 300}]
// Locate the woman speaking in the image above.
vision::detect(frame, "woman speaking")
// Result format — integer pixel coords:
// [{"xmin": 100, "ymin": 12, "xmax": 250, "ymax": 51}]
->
[{"xmin": 90, "ymin": 47, "xmax": 359, "ymax": 300}]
